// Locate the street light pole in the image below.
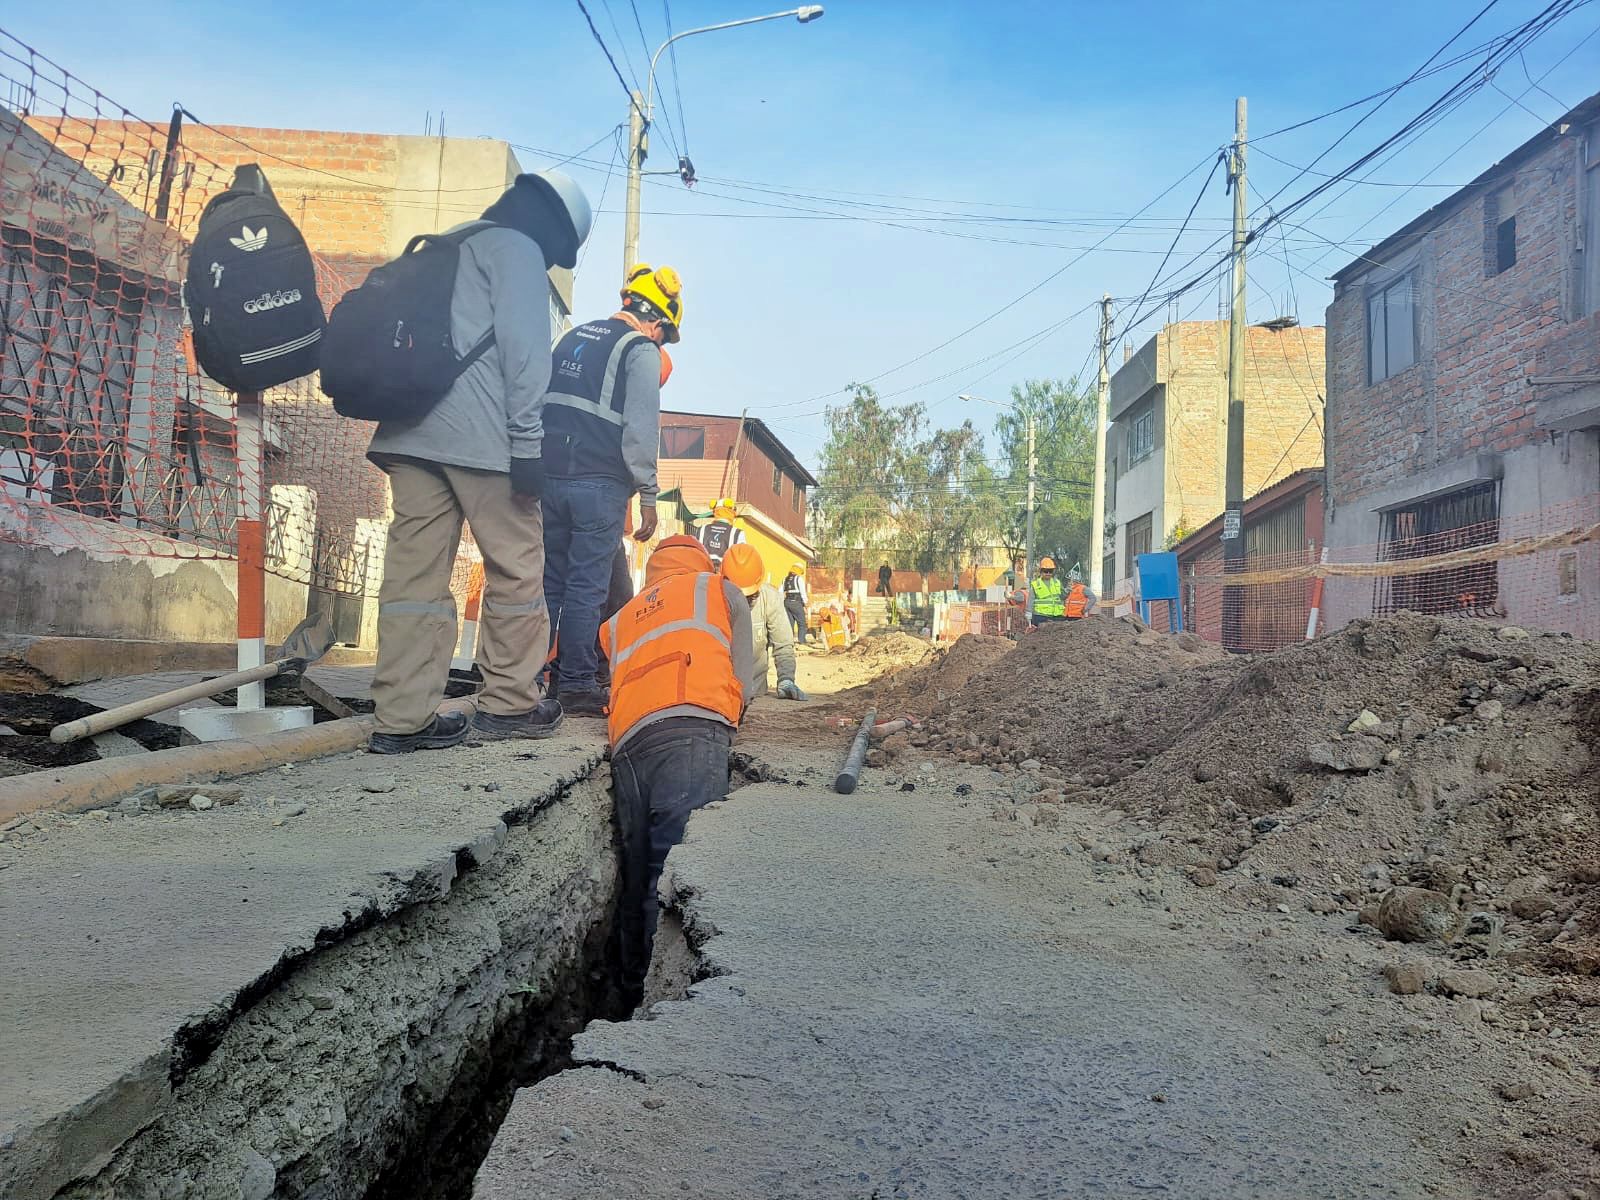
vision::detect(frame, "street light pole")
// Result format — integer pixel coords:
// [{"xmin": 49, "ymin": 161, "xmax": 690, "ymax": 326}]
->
[{"xmin": 623, "ymin": 5, "xmax": 824, "ymax": 274}]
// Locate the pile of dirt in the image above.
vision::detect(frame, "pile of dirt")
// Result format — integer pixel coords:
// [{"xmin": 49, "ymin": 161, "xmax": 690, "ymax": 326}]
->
[
  {"xmin": 845, "ymin": 630, "xmax": 934, "ymax": 665},
  {"xmin": 914, "ymin": 616, "xmax": 1229, "ymax": 773},
  {"xmin": 912, "ymin": 612, "xmax": 1599, "ymax": 997},
  {"xmin": 868, "ymin": 633, "xmax": 1016, "ymax": 712}
]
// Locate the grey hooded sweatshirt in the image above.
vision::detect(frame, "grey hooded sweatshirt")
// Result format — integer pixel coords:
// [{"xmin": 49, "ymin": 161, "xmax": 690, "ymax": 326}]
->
[{"xmin": 367, "ymin": 222, "xmax": 551, "ymax": 471}]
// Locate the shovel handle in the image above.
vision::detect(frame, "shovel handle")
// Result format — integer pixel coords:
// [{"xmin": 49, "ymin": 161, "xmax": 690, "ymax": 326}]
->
[{"xmin": 49, "ymin": 661, "xmax": 289, "ymax": 744}]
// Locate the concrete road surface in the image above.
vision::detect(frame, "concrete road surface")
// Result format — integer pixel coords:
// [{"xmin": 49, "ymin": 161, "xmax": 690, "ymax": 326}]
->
[{"xmin": 478, "ymin": 743, "xmax": 1465, "ymax": 1200}]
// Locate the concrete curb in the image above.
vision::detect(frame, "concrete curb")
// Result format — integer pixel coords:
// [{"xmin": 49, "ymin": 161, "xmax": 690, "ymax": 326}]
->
[{"xmin": 0, "ymin": 699, "xmax": 474, "ymax": 824}]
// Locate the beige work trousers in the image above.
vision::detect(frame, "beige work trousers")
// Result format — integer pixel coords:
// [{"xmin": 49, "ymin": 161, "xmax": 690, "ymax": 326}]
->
[{"xmin": 372, "ymin": 461, "xmax": 549, "ymax": 734}]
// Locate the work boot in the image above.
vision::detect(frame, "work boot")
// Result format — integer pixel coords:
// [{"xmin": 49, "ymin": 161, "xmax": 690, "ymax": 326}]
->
[
  {"xmin": 559, "ymin": 687, "xmax": 607, "ymax": 717},
  {"xmin": 368, "ymin": 711, "xmax": 470, "ymax": 755},
  {"xmin": 471, "ymin": 699, "xmax": 565, "ymax": 741}
]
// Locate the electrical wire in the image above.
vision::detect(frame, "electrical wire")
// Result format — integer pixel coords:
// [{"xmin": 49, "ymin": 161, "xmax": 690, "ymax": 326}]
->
[
  {"xmin": 574, "ymin": 0, "xmax": 647, "ymax": 121},
  {"xmin": 662, "ymin": 0, "xmax": 690, "ymax": 155}
]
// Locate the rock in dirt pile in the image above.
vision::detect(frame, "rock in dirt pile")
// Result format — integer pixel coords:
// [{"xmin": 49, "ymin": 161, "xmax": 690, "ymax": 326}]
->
[{"xmin": 874, "ymin": 614, "xmax": 1598, "ymax": 995}]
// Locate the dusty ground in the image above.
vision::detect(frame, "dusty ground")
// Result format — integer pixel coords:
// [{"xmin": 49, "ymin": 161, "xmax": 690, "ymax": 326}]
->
[{"xmin": 485, "ymin": 616, "xmax": 1600, "ymax": 1200}]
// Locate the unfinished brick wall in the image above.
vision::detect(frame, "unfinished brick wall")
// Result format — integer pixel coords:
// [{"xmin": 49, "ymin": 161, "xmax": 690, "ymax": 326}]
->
[
  {"xmin": 1158, "ymin": 321, "xmax": 1327, "ymax": 539},
  {"xmin": 1325, "ymin": 125, "xmax": 1598, "ymax": 508}
]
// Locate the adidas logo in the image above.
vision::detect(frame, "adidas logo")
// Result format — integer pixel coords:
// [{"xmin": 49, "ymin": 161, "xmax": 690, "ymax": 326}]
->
[
  {"xmin": 243, "ymin": 288, "xmax": 302, "ymax": 314},
  {"xmin": 230, "ymin": 225, "xmax": 269, "ymax": 252}
]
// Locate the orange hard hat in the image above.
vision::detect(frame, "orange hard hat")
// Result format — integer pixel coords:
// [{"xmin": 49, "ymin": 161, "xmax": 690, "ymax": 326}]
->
[
  {"xmin": 1039, "ymin": 556, "xmax": 1056, "ymax": 570},
  {"xmin": 646, "ymin": 535, "xmax": 713, "ymax": 584},
  {"xmin": 721, "ymin": 543, "xmax": 765, "ymax": 596}
]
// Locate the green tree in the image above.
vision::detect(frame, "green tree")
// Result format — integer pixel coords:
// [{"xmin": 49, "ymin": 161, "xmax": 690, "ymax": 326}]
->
[
  {"xmin": 991, "ymin": 378, "xmax": 1096, "ymax": 574},
  {"xmin": 810, "ymin": 384, "xmax": 1002, "ymax": 583}
]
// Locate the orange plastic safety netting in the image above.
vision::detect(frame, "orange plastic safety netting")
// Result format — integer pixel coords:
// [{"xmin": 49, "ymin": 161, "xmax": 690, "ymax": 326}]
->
[
  {"xmin": 1, "ymin": 30, "xmax": 390, "ymax": 614},
  {"xmin": 1172, "ymin": 493, "xmax": 1600, "ymax": 651}
]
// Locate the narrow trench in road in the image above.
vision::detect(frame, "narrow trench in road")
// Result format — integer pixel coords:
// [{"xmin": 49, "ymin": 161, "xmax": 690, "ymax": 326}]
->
[{"xmin": 359, "ymin": 756, "xmax": 761, "ymax": 1200}]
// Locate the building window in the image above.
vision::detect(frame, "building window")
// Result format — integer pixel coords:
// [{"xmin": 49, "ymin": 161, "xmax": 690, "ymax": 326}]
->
[
  {"xmin": 659, "ymin": 426, "xmax": 704, "ymax": 459},
  {"xmin": 1128, "ymin": 407, "xmax": 1154, "ymax": 464},
  {"xmin": 772, "ymin": 463, "xmax": 783, "ymax": 494},
  {"xmin": 1486, "ymin": 185, "xmax": 1517, "ymax": 276},
  {"xmin": 1495, "ymin": 216, "xmax": 1517, "ymax": 274},
  {"xmin": 1126, "ymin": 511, "xmax": 1153, "ymax": 566},
  {"xmin": 792, "ymin": 484, "xmax": 802, "ymax": 512},
  {"xmin": 1102, "ymin": 552, "xmax": 1116, "ymax": 597},
  {"xmin": 1377, "ymin": 481, "xmax": 1499, "ymax": 617},
  {"xmin": 1366, "ymin": 272, "xmax": 1417, "ymax": 383}
]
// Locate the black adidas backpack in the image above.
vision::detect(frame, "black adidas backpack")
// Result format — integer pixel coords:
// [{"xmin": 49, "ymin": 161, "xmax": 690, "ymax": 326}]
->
[
  {"xmin": 186, "ymin": 165, "xmax": 325, "ymax": 392},
  {"xmin": 319, "ymin": 224, "xmax": 498, "ymax": 422}
]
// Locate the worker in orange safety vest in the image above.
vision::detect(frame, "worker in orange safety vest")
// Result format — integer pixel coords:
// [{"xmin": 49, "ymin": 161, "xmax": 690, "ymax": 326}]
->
[{"xmin": 598, "ymin": 534, "xmax": 757, "ymax": 1005}]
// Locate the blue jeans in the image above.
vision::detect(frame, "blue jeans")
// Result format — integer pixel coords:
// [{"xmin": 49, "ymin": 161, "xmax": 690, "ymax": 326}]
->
[
  {"xmin": 542, "ymin": 477, "xmax": 628, "ymax": 692},
  {"xmin": 611, "ymin": 716, "xmax": 733, "ymax": 1001}
]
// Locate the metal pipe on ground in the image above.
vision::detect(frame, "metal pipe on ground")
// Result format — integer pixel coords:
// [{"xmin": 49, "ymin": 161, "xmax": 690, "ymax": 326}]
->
[
  {"xmin": 0, "ymin": 699, "xmax": 475, "ymax": 825},
  {"xmin": 833, "ymin": 708, "xmax": 877, "ymax": 795}
]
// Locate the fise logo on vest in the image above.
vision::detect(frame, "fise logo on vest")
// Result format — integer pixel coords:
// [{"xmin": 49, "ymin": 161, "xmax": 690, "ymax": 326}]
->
[
  {"xmin": 243, "ymin": 289, "xmax": 303, "ymax": 314},
  {"xmin": 229, "ymin": 225, "xmax": 269, "ymax": 252},
  {"xmin": 557, "ymin": 339, "xmax": 588, "ymax": 379}
]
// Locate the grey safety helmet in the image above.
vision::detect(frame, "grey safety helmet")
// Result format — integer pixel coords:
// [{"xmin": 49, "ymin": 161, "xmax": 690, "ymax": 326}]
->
[{"xmin": 531, "ymin": 167, "xmax": 593, "ymax": 249}]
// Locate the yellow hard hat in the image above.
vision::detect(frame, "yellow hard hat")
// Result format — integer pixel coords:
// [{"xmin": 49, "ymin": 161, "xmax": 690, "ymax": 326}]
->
[
  {"xmin": 1039, "ymin": 556, "xmax": 1056, "ymax": 570},
  {"xmin": 721, "ymin": 543, "xmax": 765, "ymax": 597},
  {"xmin": 621, "ymin": 263, "xmax": 683, "ymax": 343},
  {"xmin": 712, "ymin": 497, "xmax": 737, "ymax": 517},
  {"xmin": 791, "ymin": 561, "xmax": 806, "ymax": 574}
]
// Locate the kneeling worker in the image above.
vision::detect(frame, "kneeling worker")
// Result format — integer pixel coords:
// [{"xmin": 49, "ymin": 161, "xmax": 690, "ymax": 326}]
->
[
  {"xmin": 599, "ymin": 535, "xmax": 756, "ymax": 1005},
  {"xmin": 721, "ymin": 543, "xmax": 807, "ymax": 700}
]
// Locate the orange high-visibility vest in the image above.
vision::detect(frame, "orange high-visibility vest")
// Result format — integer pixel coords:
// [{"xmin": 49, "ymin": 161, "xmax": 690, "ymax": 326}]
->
[
  {"xmin": 1065, "ymin": 582, "xmax": 1090, "ymax": 618},
  {"xmin": 599, "ymin": 570, "xmax": 743, "ymax": 746}
]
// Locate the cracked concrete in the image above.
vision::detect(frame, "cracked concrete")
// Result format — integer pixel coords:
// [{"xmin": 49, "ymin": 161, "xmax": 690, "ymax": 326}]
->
[
  {"xmin": 0, "ymin": 727, "xmax": 612, "ymax": 1200},
  {"xmin": 477, "ymin": 738, "xmax": 1473, "ymax": 1200}
]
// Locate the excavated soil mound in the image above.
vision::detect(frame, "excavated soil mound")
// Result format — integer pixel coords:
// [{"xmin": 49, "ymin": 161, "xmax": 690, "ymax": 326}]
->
[
  {"xmin": 866, "ymin": 633, "xmax": 1016, "ymax": 713},
  {"xmin": 845, "ymin": 630, "xmax": 934, "ymax": 665},
  {"xmin": 916, "ymin": 616, "xmax": 1229, "ymax": 773}
]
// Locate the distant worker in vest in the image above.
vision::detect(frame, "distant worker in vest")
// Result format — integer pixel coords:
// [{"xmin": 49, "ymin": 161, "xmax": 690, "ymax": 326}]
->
[
  {"xmin": 696, "ymin": 497, "xmax": 746, "ymax": 567},
  {"xmin": 366, "ymin": 169, "xmax": 591, "ymax": 754},
  {"xmin": 722, "ymin": 544, "xmax": 808, "ymax": 701},
  {"xmin": 599, "ymin": 535, "xmax": 756, "ymax": 1006},
  {"xmin": 781, "ymin": 560, "xmax": 809, "ymax": 644},
  {"xmin": 1029, "ymin": 557, "xmax": 1096, "ymax": 624},
  {"xmin": 1064, "ymin": 566, "xmax": 1098, "ymax": 620},
  {"xmin": 539, "ymin": 263, "xmax": 682, "ymax": 716}
]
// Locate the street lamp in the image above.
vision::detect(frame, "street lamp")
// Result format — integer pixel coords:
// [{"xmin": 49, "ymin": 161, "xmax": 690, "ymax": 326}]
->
[
  {"xmin": 960, "ymin": 392, "xmax": 1036, "ymax": 619},
  {"xmin": 623, "ymin": 6, "xmax": 825, "ymax": 274}
]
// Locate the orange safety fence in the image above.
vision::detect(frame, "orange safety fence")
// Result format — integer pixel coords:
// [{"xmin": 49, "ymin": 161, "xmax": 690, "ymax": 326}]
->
[
  {"xmin": 1, "ymin": 31, "xmax": 394, "ymax": 636},
  {"xmin": 1179, "ymin": 494, "xmax": 1599, "ymax": 652}
]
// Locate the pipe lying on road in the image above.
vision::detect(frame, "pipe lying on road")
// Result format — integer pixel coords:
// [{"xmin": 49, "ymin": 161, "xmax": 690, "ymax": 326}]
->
[
  {"xmin": 0, "ymin": 699, "xmax": 475, "ymax": 825},
  {"xmin": 833, "ymin": 708, "xmax": 878, "ymax": 795}
]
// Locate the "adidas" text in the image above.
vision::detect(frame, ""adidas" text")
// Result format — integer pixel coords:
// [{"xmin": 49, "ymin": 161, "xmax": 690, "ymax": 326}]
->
[{"xmin": 243, "ymin": 289, "xmax": 303, "ymax": 314}]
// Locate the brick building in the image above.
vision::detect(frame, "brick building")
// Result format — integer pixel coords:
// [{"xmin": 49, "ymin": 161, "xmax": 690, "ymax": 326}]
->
[
  {"xmin": 1173, "ymin": 467, "xmax": 1324, "ymax": 651},
  {"xmin": 1104, "ymin": 319, "xmax": 1326, "ymax": 601},
  {"xmin": 1321, "ymin": 92, "xmax": 1600, "ymax": 638},
  {"xmin": 654, "ymin": 410, "xmax": 816, "ymax": 580}
]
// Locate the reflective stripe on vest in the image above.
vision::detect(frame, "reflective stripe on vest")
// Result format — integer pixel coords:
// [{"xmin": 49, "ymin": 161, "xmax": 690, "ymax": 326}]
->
[
  {"xmin": 544, "ymin": 319, "xmax": 649, "ymax": 426},
  {"xmin": 599, "ymin": 569, "xmax": 743, "ymax": 746},
  {"xmin": 1064, "ymin": 583, "xmax": 1089, "ymax": 618},
  {"xmin": 1031, "ymin": 575, "xmax": 1065, "ymax": 616}
]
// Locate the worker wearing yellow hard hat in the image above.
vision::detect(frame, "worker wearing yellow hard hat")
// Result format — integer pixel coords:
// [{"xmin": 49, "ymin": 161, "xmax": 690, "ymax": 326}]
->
[
  {"xmin": 539, "ymin": 262, "xmax": 685, "ymax": 715},
  {"xmin": 781, "ymin": 560, "xmax": 810, "ymax": 645},
  {"xmin": 722, "ymin": 544, "xmax": 806, "ymax": 700},
  {"xmin": 1029, "ymin": 556, "xmax": 1097, "ymax": 624},
  {"xmin": 696, "ymin": 496, "xmax": 746, "ymax": 567}
]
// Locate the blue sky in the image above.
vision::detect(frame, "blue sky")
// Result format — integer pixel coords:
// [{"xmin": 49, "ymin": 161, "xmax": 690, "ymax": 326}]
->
[{"xmin": 8, "ymin": 1, "xmax": 1598, "ymax": 467}]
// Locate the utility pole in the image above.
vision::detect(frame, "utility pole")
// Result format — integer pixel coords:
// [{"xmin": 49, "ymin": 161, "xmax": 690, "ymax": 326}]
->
[
  {"xmin": 623, "ymin": 91, "xmax": 645, "ymax": 276},
  {"xmin": 1089, "ymin": 293, "xmax": 1112, "ymax": 593},
  {"xmin": 1024, "ymin": 406, "xmax": 1036, "ymax": 621},
  {"xmin": 1222, "ymin": 96, "xmax": 1248, "ymax": 652}
]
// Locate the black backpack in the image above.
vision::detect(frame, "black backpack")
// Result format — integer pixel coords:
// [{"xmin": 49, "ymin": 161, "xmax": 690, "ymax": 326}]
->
[
  {"xmin": 319, "ymin": 224, "xmax": 498, "ymax": 422},
  {"xmin": 186, "ymin": 165, "xmax": 325, "ymax": 392}
]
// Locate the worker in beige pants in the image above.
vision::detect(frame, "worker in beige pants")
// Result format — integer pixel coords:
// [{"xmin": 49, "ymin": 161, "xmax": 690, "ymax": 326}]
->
[{"xmin": 371, "ymin": 462, "xmax": 550, "ymax": 736}]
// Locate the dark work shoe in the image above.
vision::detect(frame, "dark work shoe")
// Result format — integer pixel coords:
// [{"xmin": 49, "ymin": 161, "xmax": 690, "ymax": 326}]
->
[
  {"xmin": 368, "ymin": 711, "xmax": 470, "ymax": 755},
  {"xmin": 471, "ymin": 699, "xmax": 565, "ymax": 741},
  {"xmin": 559, "ymin": 687, "xmax": 607, "ymax": 717}
]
